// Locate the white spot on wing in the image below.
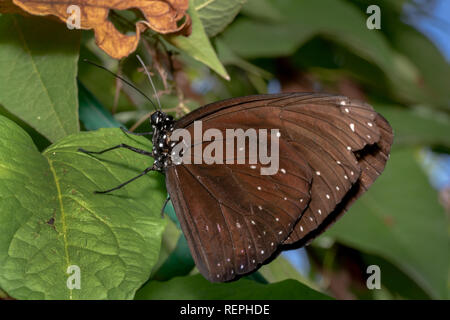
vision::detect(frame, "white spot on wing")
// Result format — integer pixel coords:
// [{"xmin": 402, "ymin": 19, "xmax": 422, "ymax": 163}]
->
[{"xmin": 349, "ymin": 123, "xmax": 355, "ymax": 132}]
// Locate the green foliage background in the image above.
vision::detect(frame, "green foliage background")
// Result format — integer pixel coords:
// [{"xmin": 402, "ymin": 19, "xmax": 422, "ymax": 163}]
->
[{"xmin": 0, "ymin": 0, "xmax": 448, "ymax": 300}]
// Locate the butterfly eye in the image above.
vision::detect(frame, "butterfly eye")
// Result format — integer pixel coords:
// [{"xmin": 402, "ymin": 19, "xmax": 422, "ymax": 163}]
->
[{"xmin": 150, "ymin": 112, "xmax": 159, "ymax": 125}]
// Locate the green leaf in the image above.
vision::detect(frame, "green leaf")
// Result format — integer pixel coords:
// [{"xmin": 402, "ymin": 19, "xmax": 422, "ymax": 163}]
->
[
  {"xmin": 243, "ymin": 271, "xmax": 268, "ymax": 284},
  {"xmin": 240, "ymin": 0, "xmax": 284, "ymax": 22},
  {"xmin": 151, "ymin": 235, "xmax": 195, "ymax": 281},
  {"xmin": 78, "ymin": 81, "xmax": 123, "ymax": 130},
  {"xmin": 135, "ymin": 274, "xmax": 331, "ymax": 299},
  {"xmin": 0, "ymin": 15, "xmax": 80, "ymax": 142},
  {"xmin": 215, "ymin": 38, "xmax": 273, "ymax": 79},
  {"xmin": 0, "ymin": 116, "xmax": 166, "ymax": 299},
  {"xmin": 168, "ymin": 3, "xmax": 230, "ymax": 80},
  {"xmin": 324, "ymin": 148, "xmax": 449, "ymax": 299},
  {"xmin": 375, "ymin": 104, "xmax": 450, "ymax": 147},
  {"xmin": 220, "ymin": 19, "xmax": 313, "ymax": 58},
  {"xmin": 376, "ymin": 4, "xmax": 450, "ymax": 110},
  {"xmin": 195, "ymin": 0, "xmax": 246, "ymax": 37},
  {"xmin": 258, "ymin": 255, "xmax": 320, "ymax": 291},
  {"xmin": 222, "ymin": 0, "xmax": 430, "ymax": 106}
]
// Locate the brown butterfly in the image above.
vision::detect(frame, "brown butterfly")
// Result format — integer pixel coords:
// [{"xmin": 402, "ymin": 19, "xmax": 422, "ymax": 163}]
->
[{"xmin": 80, "ymin": 91, "xmax": 393, "ymax": 282}]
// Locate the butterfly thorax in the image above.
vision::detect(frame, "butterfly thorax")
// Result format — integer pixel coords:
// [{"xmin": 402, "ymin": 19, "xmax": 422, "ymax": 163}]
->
[{"xmin": 151, "ymin": 111, "xmax": 175, "ymax": 171}]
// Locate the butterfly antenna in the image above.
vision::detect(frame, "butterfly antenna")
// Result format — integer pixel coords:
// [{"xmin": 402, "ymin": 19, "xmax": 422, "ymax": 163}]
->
[
  {"xmin": 82, "ymin": 59, "xmax": 158, "ymax": 111},
  {"xmin": 136, "ymin": 55, "xmax": 162, "ymax": 111}
]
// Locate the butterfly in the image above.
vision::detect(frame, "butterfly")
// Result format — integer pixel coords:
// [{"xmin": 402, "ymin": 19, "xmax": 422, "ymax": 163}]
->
[{"xmin": 79, "ymin": 59, "xmax": 393, "ymax": 282}]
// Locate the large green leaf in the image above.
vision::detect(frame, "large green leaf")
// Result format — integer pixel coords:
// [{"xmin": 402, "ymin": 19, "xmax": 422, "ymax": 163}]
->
[
  {"xmin": 324, "ymin": 148, "xmax": 449, "ymax": 299},
  {"xmin": 0, "ymin": 116, "xmax": 166, "ymax": 299},
  {"xmin": 168, "ymin": 2, "xmax": 229, "ymax": 80},
  {"xmin": 196, "ymin": 0, "xmax": 246, "ymax": 37},
  {"xmin": 375, "ymin": 104, "xmax": 450, "ymax": 147},
  {"xmin": 135, "ymin": 274, "xmax": 331, "ymax": 299},
  {"xmin": 0, "ymin": 15, "xmax": 80, "ymax": 142}
]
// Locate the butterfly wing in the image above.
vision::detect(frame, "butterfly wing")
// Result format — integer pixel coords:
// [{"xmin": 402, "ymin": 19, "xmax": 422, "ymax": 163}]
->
[
  {"xmin": 165, "ymin": 93, "xmax": 393, "ymax": 281},
  {"xmin": 285, "ymin": 112, "xmax": 393, "ymax": 246},
  {"xmin": 166, "ymin": 138, "xmax": 312, "ymax": 282}
]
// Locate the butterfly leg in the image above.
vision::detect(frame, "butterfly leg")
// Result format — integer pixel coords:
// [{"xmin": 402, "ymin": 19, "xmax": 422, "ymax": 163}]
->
[
  {"xmin": 120, "ymin": 127, "xmax": 153, "ymax": 136},
  {"xmin": 94, "ymin": 165, "xmax": 155, "ymax": 194},
  {"xmin": 78, "ymin": 144, "xmax": 152, "ymax": 157},
  {"xmin": 160, "ymin": 196, "xmax": 171, "ymax": 218}
]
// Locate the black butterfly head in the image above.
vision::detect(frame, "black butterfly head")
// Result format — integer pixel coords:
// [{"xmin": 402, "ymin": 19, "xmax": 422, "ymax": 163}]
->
[{"xmin": 150, "ymin": 111, "xmax": 165, "ymax": 127}]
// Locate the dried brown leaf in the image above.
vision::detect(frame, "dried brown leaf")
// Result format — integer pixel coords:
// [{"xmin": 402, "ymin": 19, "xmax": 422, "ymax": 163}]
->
[{"xmin": 6, "ymin": 0, "xmax": 190, "ymax": 59}]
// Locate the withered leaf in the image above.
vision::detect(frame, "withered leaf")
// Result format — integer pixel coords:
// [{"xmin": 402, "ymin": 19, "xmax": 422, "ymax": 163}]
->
[{"xmin": 8, "ymin": 0, "xmax": 190, "ymax": 59}]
